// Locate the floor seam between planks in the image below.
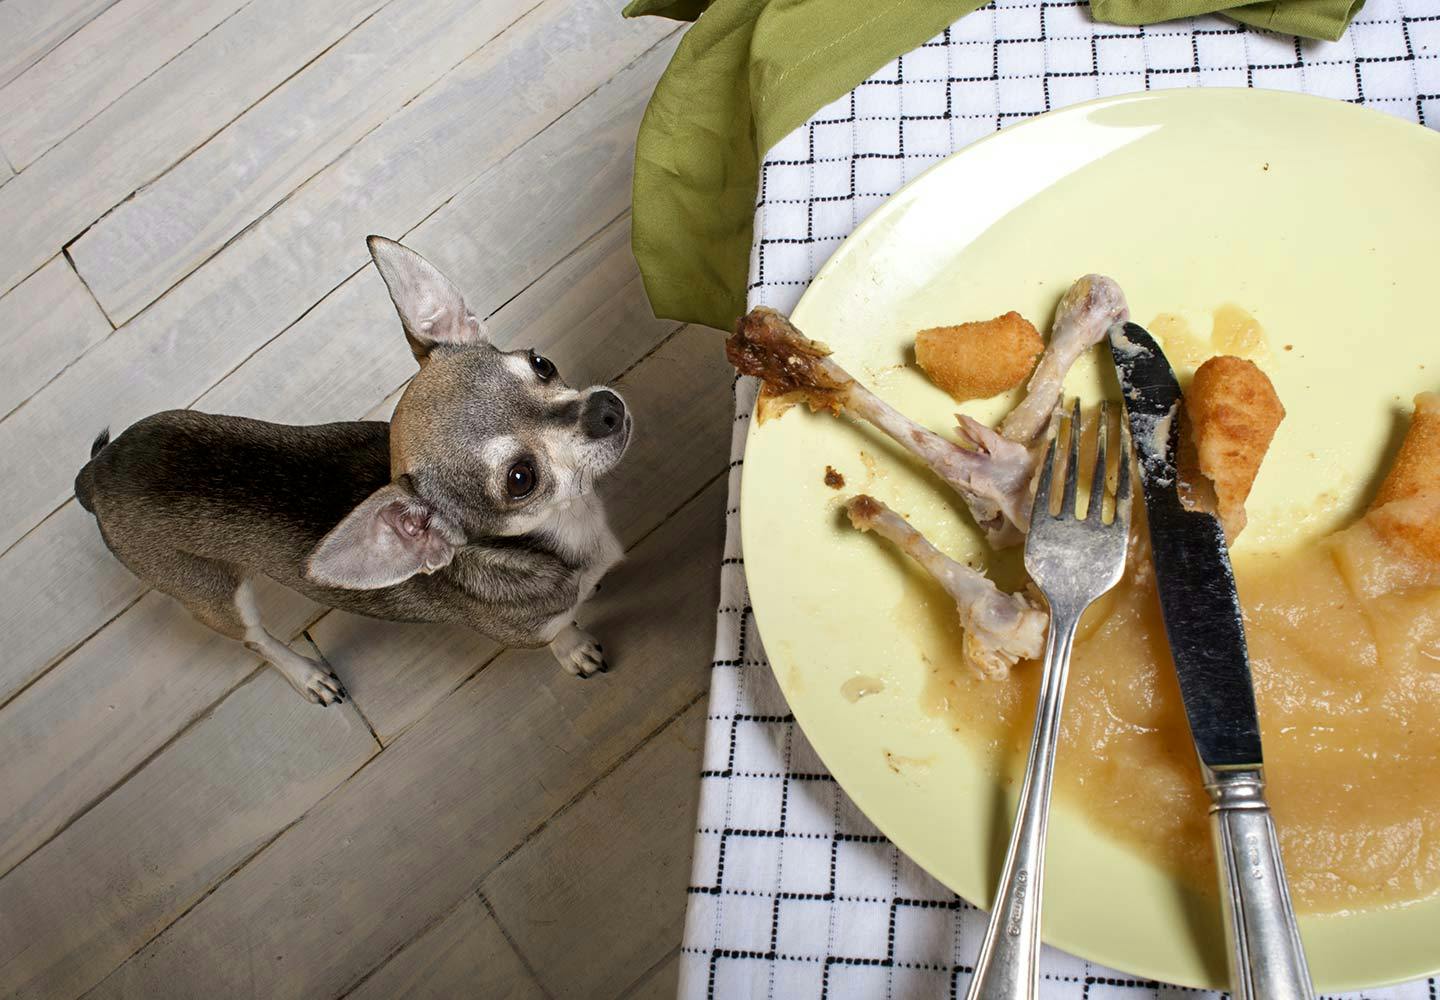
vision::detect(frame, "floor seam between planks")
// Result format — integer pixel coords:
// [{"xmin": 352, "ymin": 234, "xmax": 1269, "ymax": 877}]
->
[
  {"xmin": 329, "ymin": 891, "xmax": 493, "ymax": 1000},
  {"xmin": 0, "ymin": 1, "xmax": 125, "ymax": 89},
  {"xmin": 613, "ymin": 320, "xmax": 693, "ymax": 383},
  {"xmin": 475, "ymin": 690, "xmax": 710, "ymax": 995},
  {"xmin": 78, "ymin": 696, "xmax": 383, "ymax": 1000},
  {"xmin": 477, "ymin": 891, "xmax": 558, "ymax": 1000},
  {"xmin": 0, "ymin": 590, "xmax": 338, "ymax": 881},
  {"xmin": 0, "ymin": 249, "xmax": 118, "ymax": 423},
  {"xmin": 303, "ymin": 628, "xmax": 385, "ymax": 743},
  {"xmin": 337, "ymin": 689, "xmax": 710, "ymax": 1000},
  {"xmin": 9, "ymin": 0, "xmax": 264, "ymax": 178},
  {"xmin": 32, "ymin": 0, "xmax": 395, "ymax": 302},
  {"xmin": 1, "ymin": 0, "xmax": 392, "ymax": 302},
  {"xmin": 69, "ymin": 0, "xmax": 552, "ymax": 324},
  {"xmin": 481, "ymin": 205, "xmax": 633, "ymax": 321},
  {"xmin": 61, "ymin": 246, "xmax": 116, "ymax": 329},
  {"xmin": 616, "ymin": 944, "xmax": 684, "ymax": 1000},
  {"xmin": 0, "ymin": 663, "xmax": 269, "ymax": 879},
  {"xmin": 482, "ymin": 688, "xmax": 709, "ymax": 892},
  {"xmin": 0, "ymin": 19, "xmax": 679, "ymax": 461},
  {"xmin": 625, "ymin": 465, "xmax": 729, "ymax": 556}
]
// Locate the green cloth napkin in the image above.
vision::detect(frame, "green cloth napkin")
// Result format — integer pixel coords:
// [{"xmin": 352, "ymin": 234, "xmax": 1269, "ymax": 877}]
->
[
  {"xmin": 1091, "ymin": 0, "xmax": 1364, "ymax": 39},
  {"xmin": 627, "ymin": 0, "xmax": 1363, "ymax": 331}
]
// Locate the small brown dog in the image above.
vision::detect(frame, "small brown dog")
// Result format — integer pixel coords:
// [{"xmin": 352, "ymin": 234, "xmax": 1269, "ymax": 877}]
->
[{"xmin": 76, "ymin": 237, "xmax": 630, "ymax": 704}]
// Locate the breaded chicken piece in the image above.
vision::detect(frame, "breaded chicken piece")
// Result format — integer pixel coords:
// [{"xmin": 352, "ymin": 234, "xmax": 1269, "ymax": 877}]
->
[
  {"xmin": 1368, "ymin": 393, "xmax": 1440, "ymax": 562},
  {"xmin": 1184, "ymin": 355, "xmax": 1286, "ymax": 542},
  {"xmin": 915, "ymin": 312, "xmax": 1043, "ymax": 403}
]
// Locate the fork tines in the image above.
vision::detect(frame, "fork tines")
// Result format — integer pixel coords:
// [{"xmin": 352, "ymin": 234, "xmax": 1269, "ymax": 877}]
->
[{"xmin": 1035, "ymin": 399, "xmax": 1131, "ymax": 524}]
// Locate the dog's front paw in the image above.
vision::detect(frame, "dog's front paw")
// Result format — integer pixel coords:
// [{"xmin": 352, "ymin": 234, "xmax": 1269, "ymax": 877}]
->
[
  {"xmin": 281, "ymin": 633, "xmax": 348, "ymax": 706},
  {"xmin": 549, "ymin": 623, "xmax": 607, "ymax": 679},
  {"xmin": 301, "ymin": 664, "xmax": 348, "ymax": 706}
]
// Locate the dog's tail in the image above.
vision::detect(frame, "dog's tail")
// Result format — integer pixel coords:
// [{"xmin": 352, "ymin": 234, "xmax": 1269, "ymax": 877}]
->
[
  {"xmin": 89, "ymin": 427, "xmax": 111, "ymax": 460},
  {"xmin": 75, "ymin": 427, "xmax": 110, "ymax": 513}
]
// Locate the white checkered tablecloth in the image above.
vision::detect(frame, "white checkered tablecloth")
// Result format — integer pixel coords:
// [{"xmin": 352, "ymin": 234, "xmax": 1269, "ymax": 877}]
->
[{"xmin": 677, "ymin": 1, "xmax": 1440, "ymax": 997}]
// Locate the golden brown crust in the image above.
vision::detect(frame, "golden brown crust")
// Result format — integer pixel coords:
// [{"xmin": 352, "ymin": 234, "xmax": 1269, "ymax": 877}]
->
[
  {"xmin": 1368, "ymin": 393, "xmax": 1440, "ymax": 562},
  {"xmin": 914, "ymin": 312, "xmax": 1043, "ymax": 403},
  {"xmin": 1368, "ymin": 494, "xmax": 1440, "ymax": 564},
  {"xmin": 727, "ymin": 307, "xmax": 852, "ymax": 423},
  {"xmin": 1184, "ymin": 355, "xmax": 1286, "ymax": 541},
  {"xmin": 1372, "ymin": 393, "xmax": 1440, "ymax": 508}
]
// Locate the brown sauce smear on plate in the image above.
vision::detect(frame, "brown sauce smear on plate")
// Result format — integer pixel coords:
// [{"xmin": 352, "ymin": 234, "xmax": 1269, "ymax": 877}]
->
[{"xmin": 910, "ymin": 394, "xmax": 1440, "ymax": 913}]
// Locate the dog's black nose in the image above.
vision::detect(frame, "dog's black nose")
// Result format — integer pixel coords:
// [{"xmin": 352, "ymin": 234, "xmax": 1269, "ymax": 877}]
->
[{"xmin": 582, "ymin": 390, "xmax": 626, "ymax": 439}]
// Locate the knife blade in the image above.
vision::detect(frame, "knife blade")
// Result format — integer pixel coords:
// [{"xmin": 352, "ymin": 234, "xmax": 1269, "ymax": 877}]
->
[
  {"xmin": 1108, "ymin": 321, "xmax": 1313, "ymax": 1000},
  {"xmin": 1107, "ymin": 321, "xmax": 1261, "ymax": 770}
]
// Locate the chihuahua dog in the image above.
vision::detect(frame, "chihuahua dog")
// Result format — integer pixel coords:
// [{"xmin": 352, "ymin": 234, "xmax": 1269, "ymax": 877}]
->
[{"xmin": 74, "ymin": 237, "xmax": 630, "ymax": 705}]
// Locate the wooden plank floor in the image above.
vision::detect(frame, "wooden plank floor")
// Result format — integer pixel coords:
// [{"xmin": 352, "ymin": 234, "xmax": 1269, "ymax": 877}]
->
[{"xmin": 0, "ymin": 3, "xmax": 722, "ymax": 997}]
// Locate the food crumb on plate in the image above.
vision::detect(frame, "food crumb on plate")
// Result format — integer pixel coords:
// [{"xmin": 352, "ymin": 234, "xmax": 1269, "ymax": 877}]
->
[{"xmin": 824, "ymin": 465, "xmax": 845, "ymax": 489}]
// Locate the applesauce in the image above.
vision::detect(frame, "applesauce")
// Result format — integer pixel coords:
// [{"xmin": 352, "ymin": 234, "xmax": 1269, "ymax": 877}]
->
[{"xmin": 915, "ymin": 512, "xmax": 1440, "ymax": 913}]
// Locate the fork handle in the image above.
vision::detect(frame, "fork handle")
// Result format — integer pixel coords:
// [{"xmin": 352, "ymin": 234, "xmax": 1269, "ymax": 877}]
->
[
  {"xmin": 1206, "ymin": 767, "xmax": 1315, "ymax": 1000},
  {"xmin": 965, "ymin": 606, "xmax": 1083, "ymax": 1000}
]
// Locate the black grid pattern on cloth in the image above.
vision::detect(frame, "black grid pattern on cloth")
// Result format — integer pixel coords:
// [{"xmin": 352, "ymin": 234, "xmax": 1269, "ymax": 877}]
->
[{"xmin": 681, "ymin": 0, "xmax": 1440, "ymax": 995}]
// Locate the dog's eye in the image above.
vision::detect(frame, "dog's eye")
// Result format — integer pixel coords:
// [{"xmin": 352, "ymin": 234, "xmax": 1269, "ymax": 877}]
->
[
  {"xmin": 529, "ymin": 351, "xmax": 556, "ymax": 381},
  {"xmin": 506, "ymin": 460, "xmax": 537, "ymax": 499}
]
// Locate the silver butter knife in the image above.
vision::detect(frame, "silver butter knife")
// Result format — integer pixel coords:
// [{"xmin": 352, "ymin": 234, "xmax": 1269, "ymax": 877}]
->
[{"xmin": 1108, "ymin": 322, "xmax": 1315, "ymax": 1000}]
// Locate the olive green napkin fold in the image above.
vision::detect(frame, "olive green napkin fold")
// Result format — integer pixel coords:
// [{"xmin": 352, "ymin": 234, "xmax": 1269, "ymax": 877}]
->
[
  {"xmin": 626, "ymin": 0, "xmax": 1364, "ymax": 331},
  {"xmin": 1090, "ymin": 0, "xmax": 1363, "ymax": 39},
  {"xmin": 627, "ymin": 0, "xmax": 976, "ymax": 330}
]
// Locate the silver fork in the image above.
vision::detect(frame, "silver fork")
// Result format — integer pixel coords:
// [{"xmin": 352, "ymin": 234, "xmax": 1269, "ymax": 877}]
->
[{"xmin": 965, "ymin": 400, "xmax": 1133, "ymax": 1000}]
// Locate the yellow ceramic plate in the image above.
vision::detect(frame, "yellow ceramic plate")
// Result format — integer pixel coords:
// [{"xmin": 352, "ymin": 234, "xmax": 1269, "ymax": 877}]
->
[{"xmin": 740, "ymin": 89, "xmax": 1440, "ymax": 991}]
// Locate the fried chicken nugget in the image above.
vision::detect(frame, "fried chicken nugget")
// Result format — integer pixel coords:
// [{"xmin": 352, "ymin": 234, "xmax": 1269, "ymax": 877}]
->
[
  {"xmin": 1368, "ymin": 393, "xmax": 1440, "ymax": 562},
  {"xmin": 915, "ymin": 312, "xmax": 1043, "ymax": 403},
  {"xmin": 1185, "ymin": 355, "xmax": 1286, "ymax": 541}
]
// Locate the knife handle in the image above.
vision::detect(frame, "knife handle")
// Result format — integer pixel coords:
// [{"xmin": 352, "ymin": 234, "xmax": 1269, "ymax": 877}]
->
[{"xmin": 1205, "ymin": 768, "xmax": 1315, "ymax": 1000}]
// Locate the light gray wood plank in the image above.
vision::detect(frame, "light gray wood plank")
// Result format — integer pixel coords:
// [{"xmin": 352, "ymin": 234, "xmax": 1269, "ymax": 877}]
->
[
  {"xmin": 598, "ymin": 327, "xmax": 730, "ymax": 546},
  {"xmin": 0, "ymin": 0, "xmax": 387, "ymax": 299},
  {"xmin": 0, "ymin": 0, "xmax": 672, "ymax": 555},
  {"xmin": 68, "ymin": 0, "xmax": 588, "ymax": 325},
  {"xmin": 0, "ymin": 502, "xmax": 141, "ymax": 706},
  {"xmin": 624, "ymin": 952, "xmax": 681, "ymax": 1000},
  {"xmin": 91, "ymin": 478, "xmax": 726, "ymax": 1000},
  {"xmin": 310, "ymin": 323, "xmax": 730, "ymax": 743},
  {"xmin": 348, "ymin": 896, "xmax": 544, "ymax": 1000},
  {"xmin": 0, "ymin": 0, "xmax": 250, "ymax": 170},
  {"xmin": 196, "ymin": 31, "xmax": 678, "ymax": 425},
  {"xmin": 0, "ymin": 255, "xmax": 111, "ymax": 418},
  {"xmin": 0, "ymin": 668, "xmax": 377, "ymax": 1000},
  {"xmin": 484, "ymin": 702, "xmax": 704, "ymax": 1000},
  {"xmin": 0, "ymin": 578, "xmax": 320, "ymax": 877},
  {"xmin": 0, "ymin": 0, "xmax": 119, "ymax": 89},
  {"xmin": 0, "ymin": 155, "xmax": 12, "ymax": 188}
]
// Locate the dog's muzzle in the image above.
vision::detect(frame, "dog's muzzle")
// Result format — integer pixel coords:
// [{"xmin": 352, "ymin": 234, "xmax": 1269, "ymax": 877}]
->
[{"xmin": 582, "ymin": 390, "xmax": 627, "ymax": 440}]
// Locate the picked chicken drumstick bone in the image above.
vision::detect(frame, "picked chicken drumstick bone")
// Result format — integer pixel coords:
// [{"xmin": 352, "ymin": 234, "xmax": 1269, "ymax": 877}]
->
[
  {"xmin": 727, "ymin": 276, "xmax": 1128, "ymax": 548},
  {"xmin": 726, "ymin": 276, "xmax": 1127, "ymax": 678},
  {"xmin": 845, "ymin": 495, "xmax": 1047, "ymax": 679}
]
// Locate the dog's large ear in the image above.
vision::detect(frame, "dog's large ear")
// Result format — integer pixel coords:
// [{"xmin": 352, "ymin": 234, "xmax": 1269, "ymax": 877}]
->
[
  {"xmin": 305, "ymin": 480, "xmax": 459, "ymax": 589},
  {"xmin": 367, "ymin": 235, "xmax": 487, "ymax": 363}
]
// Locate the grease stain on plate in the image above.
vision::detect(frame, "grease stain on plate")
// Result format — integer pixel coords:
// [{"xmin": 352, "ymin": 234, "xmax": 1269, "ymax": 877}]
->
[{"xmin": 841, "ymin": 675, "xmax": 886, "ymax": 702}]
